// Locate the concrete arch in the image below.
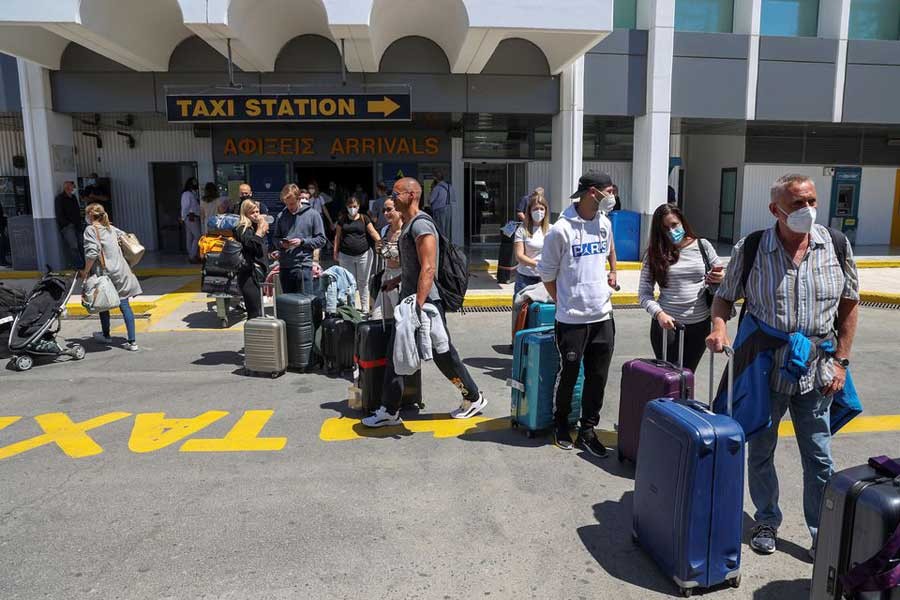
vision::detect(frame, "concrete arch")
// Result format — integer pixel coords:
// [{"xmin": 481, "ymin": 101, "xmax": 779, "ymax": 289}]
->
[
  {"xmin": 169, "ymin": 35, "xmax": 235, "ymax": 72},
  {"xmin": 369, "ymin": 0, "xmax": 468, "ymax": 70},
  {"xmin": 379, "ymin": 36, "xmax": 451, "ymax": 74},
  {"xmin": 70, "ymin": 0, "xmax": 192, "ymax": 71},
  {"xmin": 221, "ymin": 0, "xmax": 332, "ymax": 71},
  {"xmin": 275, "ymin": 35, "xmax": 343, "ymax": 72},
  {"xmin": 481, "ymin": 38, "xmax": 550, "ymax": 76}
]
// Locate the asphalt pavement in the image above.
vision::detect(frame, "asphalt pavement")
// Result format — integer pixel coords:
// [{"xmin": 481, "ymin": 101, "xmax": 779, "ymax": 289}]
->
[{"xmin": 1, "ymin": 306, "xmax": 898, "ymax": 599}]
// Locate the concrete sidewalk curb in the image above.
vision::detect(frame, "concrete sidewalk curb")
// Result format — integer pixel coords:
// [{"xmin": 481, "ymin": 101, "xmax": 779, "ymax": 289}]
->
[
  {"xmin": 63, "ymin": 301, "xmax": 156, "ymax": 318},
  {"xmin": 859, "ymin": 291, "xmax": 900, "ymax": 304}
]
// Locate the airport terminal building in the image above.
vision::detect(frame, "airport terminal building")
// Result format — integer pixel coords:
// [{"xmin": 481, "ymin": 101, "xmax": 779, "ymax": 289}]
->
[{"xmin": 1, "ymin": 0, "xmax": 900, "ymax": 269}]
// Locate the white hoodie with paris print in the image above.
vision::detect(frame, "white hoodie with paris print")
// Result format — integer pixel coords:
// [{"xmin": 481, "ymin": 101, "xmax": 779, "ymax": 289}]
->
[{"xmin": 538, "ymin": 204, "xmax": 614, "ymax": 325}]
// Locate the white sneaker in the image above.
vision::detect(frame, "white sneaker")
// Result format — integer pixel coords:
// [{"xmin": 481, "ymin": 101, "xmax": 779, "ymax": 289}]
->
[
  {"xmin": 361, "ymin": 406, "xmax": 402, "ymax": 428},
  {"xmin": 450, "ymin": 392, "xmax": 487, "ymax": 419},
  {"xmin": 93, "ymin": 332, "xmax": 112, "ymax": 344},
  {"xmin": 123, "ymin": 342, "xmax": 140, "ymax": 352}
]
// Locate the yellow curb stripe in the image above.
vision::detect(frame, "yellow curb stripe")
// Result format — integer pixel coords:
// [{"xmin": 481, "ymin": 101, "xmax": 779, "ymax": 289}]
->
[
  {"xmin": 321, "ymin": 414, "xmax": 900, "ymax": 443},
  {"xmin": 859, "ymin": 291, "xmax": 900, "ymax": 304},
  {"xmin": 64, "ymin": 302, "xmax": 156, "ymax": 317},
  {"xmin": 462, "ymin": 293, "xmax": 641, "ymax": 308},
  {"xmin": 112, "ymin": 279, "xmax": 204, "ymax": 334}
]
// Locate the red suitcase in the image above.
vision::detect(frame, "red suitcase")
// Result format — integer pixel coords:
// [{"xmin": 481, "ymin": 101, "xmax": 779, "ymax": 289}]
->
[{"xmin": 617, "ymin": 324, "xmax": 695, "ymax": 464}]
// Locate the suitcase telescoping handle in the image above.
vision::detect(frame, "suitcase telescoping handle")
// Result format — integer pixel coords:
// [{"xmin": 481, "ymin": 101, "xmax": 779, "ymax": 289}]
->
[
  {"xmin": 709, "ymin": 345, "xmax": 735, "ymax": 415},
  {"xmin": 261, "ymin": 281, "xmax": 277, "ymax": 320},
  {"xmin": 662, "ymin": 322, "xmax": 688, "ymax": 400}
]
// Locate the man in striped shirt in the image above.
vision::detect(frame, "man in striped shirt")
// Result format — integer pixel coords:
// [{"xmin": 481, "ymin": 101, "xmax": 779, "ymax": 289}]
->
[{"xmin": 706, "ymin": 173, "xmax": 860, "ymax": 558}]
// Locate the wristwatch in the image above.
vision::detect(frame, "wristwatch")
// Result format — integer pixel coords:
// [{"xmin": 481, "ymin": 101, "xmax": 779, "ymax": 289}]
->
[{"xmin": 834, "ymin": 357, "xmax": 850, "ymax": 368}]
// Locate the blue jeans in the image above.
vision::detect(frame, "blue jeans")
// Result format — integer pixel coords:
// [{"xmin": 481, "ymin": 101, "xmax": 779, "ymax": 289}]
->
[
  {"xmin": 748, "ymin": 389, "xmax": 834, "ymax": 541},
  {"xmin": 99, "ymin": 298, "xmax": 136, "ymax": 343},
  {"xmin": 514, "ymin": 272, "xmax": 542, "ymax": 297},
  {"xmin": 280, "ymin": 266, "xmax": 313, "ymax": 295}
]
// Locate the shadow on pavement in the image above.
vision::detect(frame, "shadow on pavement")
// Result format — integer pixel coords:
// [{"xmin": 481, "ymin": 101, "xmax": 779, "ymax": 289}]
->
[
  {"xmin": 751, "ymin": 578, "xmax": 810, "ymax": 599},
  {"xmin": 462, "ymin": 356, "xmax": 512, "ymax": 381},
  {"xmin": 577, "ymin": 494, "xmax": 675, "ymax": 595},
  {"xmin": 741, "ymin": 513, "xmax": 812, "ymax": 564},
  {"xmin": 491, "ymin": 344, "xmax": 513, "ymax": 356},
  {"xmin": 458, "ymin": 422, "xmax": 547, "ymax": 448},
  {"xmin": 577, "ymin": 448, "xmax": 636, "ymax": 481},
  {"xmin": 181, "ymin": 308, "xmax": 243, "ymax": 330},
  {"xmin": 320, "ymin": 400, "xmax": 423, "ymax": 420},
  {"xmin": 192, "ymin": 350, "xmax": 244, "ymax": 367}
]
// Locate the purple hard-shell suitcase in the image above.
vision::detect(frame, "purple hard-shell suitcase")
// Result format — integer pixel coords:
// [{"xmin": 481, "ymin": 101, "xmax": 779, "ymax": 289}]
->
[
  {"xmin": 633, "ymin": 348, "xmax": 744, "ymax": 597},
  {"xmin": 617, "ymin": 325, "xmax": 695, "ymax": 463}
]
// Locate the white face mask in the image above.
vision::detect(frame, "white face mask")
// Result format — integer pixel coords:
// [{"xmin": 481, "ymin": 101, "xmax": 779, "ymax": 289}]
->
[
  {"xmin": 779, "ymin": 205, "xmax": 817, "ymax": 234},
  {"xmin": 599, "ymin": 194, "xmax": 617, "ymax": 213},
  {"xmin": 348, "ymin": 207, "xmax": 359, "ymax": 217},
  {"xmin": 531, "ymin": 209, "xmax": 545, "ymax": 223}
]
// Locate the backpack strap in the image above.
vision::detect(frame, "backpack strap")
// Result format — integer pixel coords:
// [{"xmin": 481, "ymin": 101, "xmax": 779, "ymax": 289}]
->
[
  {"xmin": 737, "ymin": 230, "xmax": 765, "ymax": 324},
  {"xmin": 826, "ymin": 227, "xmax": 848, "ymax": 277}
]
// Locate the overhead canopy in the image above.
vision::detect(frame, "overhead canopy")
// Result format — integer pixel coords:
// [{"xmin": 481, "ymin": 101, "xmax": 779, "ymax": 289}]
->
[{"xmin": 0, "ymin": 0, "xmax": 612, "ymax": 75}]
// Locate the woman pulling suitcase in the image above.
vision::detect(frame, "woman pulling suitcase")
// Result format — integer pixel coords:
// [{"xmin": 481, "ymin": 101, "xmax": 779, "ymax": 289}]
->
[
  {"xmin": 233, "ymin": 200, "xmax": 269, "ymax": 320},
  {"xmin": 638, "ymin": 203, "xmax": 724, "ymax": 372}
]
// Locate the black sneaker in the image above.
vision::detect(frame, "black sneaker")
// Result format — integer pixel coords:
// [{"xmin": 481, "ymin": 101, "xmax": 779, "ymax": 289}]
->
[
  {"xmin": 553, "ymin": 427, "xmax": 573, "ymax": 450},
  {"xmin": 750, "ymin": 524, "xmax": 777, "ymax": 555},
  {"xmin": 577, "ymin": 431, "xmax": 609, "ymax": 458}
]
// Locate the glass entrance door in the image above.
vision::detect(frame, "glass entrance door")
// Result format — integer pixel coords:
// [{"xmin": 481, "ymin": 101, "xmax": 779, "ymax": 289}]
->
[{"xmin": 464, "ymin": 162, "xmax": 527, "ymax": 246}]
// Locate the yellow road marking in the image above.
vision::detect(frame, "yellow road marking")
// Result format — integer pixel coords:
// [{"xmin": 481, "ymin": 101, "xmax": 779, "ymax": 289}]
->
[
  {"xmin": 181, "ymin": 410, "xmax": 286, "ymax": 452},
  {"xmin": 0, "ymin": 416, "xmax": 22, "ymax": 432},
  {"xmin": 113, "ymin": 278, "xmax": 204, "ymax": 334},
  {"xmin": 128, "ymin": 411, "xmax": 229, "ymax": 453},
  {"xmin": 0, "ymin": 412, "xmax": 131, "ymax": 460},
  {"xmin": 779, "ymin": 415, "xmax": 900, "ymax": 437}
]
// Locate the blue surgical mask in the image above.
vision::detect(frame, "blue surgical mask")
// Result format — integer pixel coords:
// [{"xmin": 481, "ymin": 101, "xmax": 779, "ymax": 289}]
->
[{"xmin": 669, "ymin": 226, "xmax": 685, "ymax": 244}]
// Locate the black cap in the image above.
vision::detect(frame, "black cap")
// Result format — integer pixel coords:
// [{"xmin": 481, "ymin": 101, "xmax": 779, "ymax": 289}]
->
[{"xmin": 570, "ymin": 171, "xmax": 613, "ymax": 199}]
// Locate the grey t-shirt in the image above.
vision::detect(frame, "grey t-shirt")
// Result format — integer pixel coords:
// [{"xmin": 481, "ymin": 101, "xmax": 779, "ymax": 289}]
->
[{"xmin": 400, "ymin": 214, "xmax": 441, "ymax": 302}]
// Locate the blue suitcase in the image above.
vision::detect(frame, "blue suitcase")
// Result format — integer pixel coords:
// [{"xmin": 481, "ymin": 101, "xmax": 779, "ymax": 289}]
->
[
  {"xmin": 527, "ymin": 302, "xmax": 556, "ymax": 329},
  {"xmin": 507, "ymin": 326, "xmax": 583, "ymax": 437},
  {"xmin": 633, "ymin": 348, "xmax": 744, "ymax": 597}
]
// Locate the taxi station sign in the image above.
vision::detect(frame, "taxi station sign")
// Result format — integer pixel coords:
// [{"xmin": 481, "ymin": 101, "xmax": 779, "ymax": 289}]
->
[{"xmin": 166, "ymin": 92, "xmax": 411, "ymax": 123}]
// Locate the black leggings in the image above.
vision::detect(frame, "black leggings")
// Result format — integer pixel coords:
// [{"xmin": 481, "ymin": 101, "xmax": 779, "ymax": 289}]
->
[
  {"xmin": 649, "ymin": 317, "xmax": 710, "ymax": 373},
  {"xmin": 237, "ymin": 272, "xmax": 263, "ymax": 320}
]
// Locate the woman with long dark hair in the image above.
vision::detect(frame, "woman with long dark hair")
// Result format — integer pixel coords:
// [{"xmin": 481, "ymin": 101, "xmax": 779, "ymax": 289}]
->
[{"xmin": 638, "ymin": 203, "xmax": 725, "ymax": 371}]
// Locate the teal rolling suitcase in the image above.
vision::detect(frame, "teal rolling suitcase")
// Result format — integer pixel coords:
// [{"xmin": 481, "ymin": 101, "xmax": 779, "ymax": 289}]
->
[{"xmin": 507, "ymin": 326, "xmax": 583, "ymax": 437}]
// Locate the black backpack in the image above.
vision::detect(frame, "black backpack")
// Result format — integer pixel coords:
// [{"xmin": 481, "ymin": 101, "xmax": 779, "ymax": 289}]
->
[{"xmin": 407, "ymin": 213, "xmax": 469, "ymax": 312}]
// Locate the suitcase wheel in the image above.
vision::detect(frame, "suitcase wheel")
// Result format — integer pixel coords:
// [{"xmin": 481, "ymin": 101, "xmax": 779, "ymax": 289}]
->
[
  {"xmin": 525, "ymin": 430, "xmax": 535, "ymax": 439},
  {"xmin": 631, "ymin": 532, "xmax": 638, "ymax": 545},
  {"xmin": 270, "ymin": 371, "xmax": 279, "ymax": 379},
  {"xmin": 220, "ymin": 318, "xmax": 228, "ymax": 328},
  {"xmin": 511, "ymin": 420, "xmax": 518, "ymax": 429},
  {"xmin": 679, "ymin": 587, "xmax": 692, "ymax": 598},
  {"xmin": 617, "ymin": 447, "xmax": 625, "ymax": 463},
  {"xmin": 730, "ymin": 575, "xmax": 741, "ymax": 589}
]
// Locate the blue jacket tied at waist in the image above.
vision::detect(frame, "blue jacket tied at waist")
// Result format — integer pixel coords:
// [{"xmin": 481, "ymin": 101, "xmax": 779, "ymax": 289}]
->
[{"xmin": 712, "ymin": 313, "xmax": 861, "ymax": 439}]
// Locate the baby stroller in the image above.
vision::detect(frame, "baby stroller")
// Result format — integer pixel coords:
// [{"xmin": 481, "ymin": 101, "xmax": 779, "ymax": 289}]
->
[{"xmin": 6, "ymin": 272, "xmax": 85, "ymax": 371}]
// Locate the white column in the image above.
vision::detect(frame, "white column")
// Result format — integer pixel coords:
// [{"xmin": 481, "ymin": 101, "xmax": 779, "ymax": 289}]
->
[
  {"xmin": 550, "ymin": 56, "xmax": 584, "ymax": 216},
  {"xmin": 734, "ymin": 0, "xmax": 763, "ymax": 119},
  {"xmin": 632, "ymin": 0, "xmax": 674, "ymax": 248},
  {"xmin": 818, "ymin": 0, "xmax": 852, "ymax": 122},
  {"xmin": 450, "ymin": 136, "xmax": 464, "ymax": 246},
  {"xmin": 18, "ymin": 58, "xmax": 76, "ymax": 270}
]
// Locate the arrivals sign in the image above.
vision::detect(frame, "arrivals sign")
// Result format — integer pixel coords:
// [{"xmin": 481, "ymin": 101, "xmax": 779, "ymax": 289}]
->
[{"xmin": 166, "ymin": 92, "xmax": 411, "ymax": 123}]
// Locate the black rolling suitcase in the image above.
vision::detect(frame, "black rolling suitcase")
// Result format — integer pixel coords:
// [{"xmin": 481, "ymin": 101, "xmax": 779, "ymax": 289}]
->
[
  {"xmin": 275, "ymin": 293, "xmax": 322, "ymax": 370},
  {"xmin": 320, "ymin": 317, "xmax": 356, "ymax": 373},
  {"xmin": 812, "ymin": 455, "xmax": 900, "ymax": 599},
  {"xmin": 354, "ymin": 317, "xmax": 422, "ymax": 413},
  {"xmin": 496, "ymin": 225, "xmax": 517, "ymax": 284}
]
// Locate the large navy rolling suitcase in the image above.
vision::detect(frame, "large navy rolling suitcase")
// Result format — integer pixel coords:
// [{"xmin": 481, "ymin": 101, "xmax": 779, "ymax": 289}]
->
[
  {"xmin": 275, "ymin": 293, "xmax": 322, "ymax": 370},
  {"xmin": 617, "ymin": 324, "xmax": 695, "ymax": 464},
  {"xmin": 811, "ymin": 455, "xmax": 900, "ymax": 599},
  {"xmin": 507, "ymin": 326, "xmax": 583, "ymax": 438},
  {"xmin": 633, "ymin": 347, "xmax": 744, "ymax": 597}
]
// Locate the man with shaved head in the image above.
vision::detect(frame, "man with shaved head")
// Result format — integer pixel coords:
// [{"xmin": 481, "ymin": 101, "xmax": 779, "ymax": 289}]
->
[{"xmin": 362, "ymin": 177, "xmax": 486, "ymax": 427}]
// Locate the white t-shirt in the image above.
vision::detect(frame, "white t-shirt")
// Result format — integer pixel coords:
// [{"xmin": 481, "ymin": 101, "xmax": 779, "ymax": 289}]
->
[{"xmin": 514, "ymin": 225, "xmax": 545, "ymax": 278}]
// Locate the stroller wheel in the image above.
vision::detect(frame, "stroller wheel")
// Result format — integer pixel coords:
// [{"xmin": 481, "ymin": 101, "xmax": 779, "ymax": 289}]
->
[
  {"xmin": 70, "ymin": 344, "xmax": 86, "ymax": 361},
  {"xmin": 12, "ymin": 355, "xmax": 33, "ymax": 372}
]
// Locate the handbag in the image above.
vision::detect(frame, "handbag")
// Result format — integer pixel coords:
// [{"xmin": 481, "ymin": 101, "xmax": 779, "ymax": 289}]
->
[
  {"xmin": 118, "ymin": 232, "xmax": 145, "ymax": 267},
  {"xmin": 81, "ymin": 224, "xmax": 120, "ymax": 314},
  {"xmin": 697, "ymin": 238, "xmax": 716, "ymax": 308}
]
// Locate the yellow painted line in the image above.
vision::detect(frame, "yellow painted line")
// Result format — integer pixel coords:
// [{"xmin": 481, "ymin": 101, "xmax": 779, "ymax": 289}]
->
[
  {"xmin": 64, "ymin": 301, "xmax": 156, "ymax": 317},
  {"xmin": 857, "ymin": 260, "xmax": 900, "ymax": 268},
  {"xmin": 860, "ymin": 291, "xmax": 900, "ymax": 305},
  {"xmin": 112, "ymin": 278, "xmax": 204, "ymax": 334},
  {"xmin": 463, "ymin": 292, "xmax": 641, "ymax": 308},
  {"xmin": 779, "ymin": 415, "xmax": 900, "ymax": 437}
]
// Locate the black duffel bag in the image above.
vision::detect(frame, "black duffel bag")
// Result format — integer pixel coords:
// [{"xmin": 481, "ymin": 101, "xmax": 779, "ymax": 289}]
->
[
  {"xmin": 204, "ymin": 239, "xmax": 246, "ymax": 275},
  {"xmin": 201, "ymin": 273, "xmax": 241, "ymax": 296}
]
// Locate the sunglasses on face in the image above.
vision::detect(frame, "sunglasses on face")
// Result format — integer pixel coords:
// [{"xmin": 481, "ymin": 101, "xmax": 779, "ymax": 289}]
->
[{"xmin": 390, "ymin": 190, "xmax": 411, "ymax": 200}]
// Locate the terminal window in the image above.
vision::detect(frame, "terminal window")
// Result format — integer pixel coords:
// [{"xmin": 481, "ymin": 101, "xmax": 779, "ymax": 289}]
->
[
  {"xmin": 675, "ymin": 0, "xmax": 734, "ymax": 33},
  {"xmin": 761, "ymin": 0, "xmax": 819, "ymax": 37},
  {"xmin": 849, "ymin": 0, "xmax": 900, "ymax": 40}
]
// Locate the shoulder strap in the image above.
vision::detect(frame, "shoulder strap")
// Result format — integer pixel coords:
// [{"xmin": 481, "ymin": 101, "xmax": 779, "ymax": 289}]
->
[
  {"xmin": 697, "ymin": 238, "xmax": 711, "ymax": 274},
  {"xmin": 740, "ymin": 230, "xmax": 765, "ymax": 292},
  {"xmin": 827, "ymin": 227, "xmax": 848, "ymax": 276},
  {"xmin": 92, "ymin": 222, "xmax": 107, "ymax": 271}
]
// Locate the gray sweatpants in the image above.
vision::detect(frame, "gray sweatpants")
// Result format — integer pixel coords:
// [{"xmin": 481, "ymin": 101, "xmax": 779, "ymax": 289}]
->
[{"xmin": 339, "ymin": 249, "xmax": 373, "ymax": 312}]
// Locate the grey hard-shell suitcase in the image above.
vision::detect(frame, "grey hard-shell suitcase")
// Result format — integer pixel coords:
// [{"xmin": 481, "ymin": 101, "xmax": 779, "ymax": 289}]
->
[
  {"xmin": 244, "ymin": 285, "xmax": 287, "ymax": 378},
  {"xmin": 811, "ymin": 456, "xmax": 900, "ymax": 599},
  {"xmin": 275, "ymin": 292, "xmax": 323, "ymax": 370}
]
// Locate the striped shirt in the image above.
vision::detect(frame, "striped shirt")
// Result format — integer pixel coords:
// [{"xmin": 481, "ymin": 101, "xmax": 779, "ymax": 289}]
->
[
  {"xmin": 639, "ymin": 239, "xmax": 721, "ymax": 325},
  {"xmin": 716, "ymin": 224, "xmax": 859, "ymax": 395}
]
